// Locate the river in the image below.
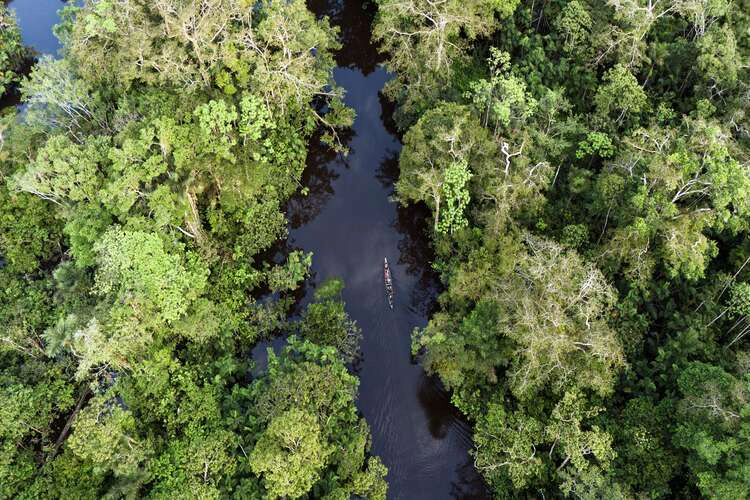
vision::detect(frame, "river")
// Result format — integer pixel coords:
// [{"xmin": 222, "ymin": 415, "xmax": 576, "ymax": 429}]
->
[{"xmin": 4, "ymin": 0, "xmax": 488, "ymax": 497}]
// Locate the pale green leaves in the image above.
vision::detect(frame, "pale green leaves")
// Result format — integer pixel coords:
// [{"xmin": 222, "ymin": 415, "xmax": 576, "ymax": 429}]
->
[
  {"xmin": 374, "ymin": 0, "xmax": 511, "ymax": 73},
  {"xmin": 93, "ymin": 228, "xmax": 208, "ymax": 324},
  {"xmin": 473, "ymin": 391, "xmax": 618, "ymax": 494},
  {"xmin": 66, "ymin": 317, "xmax": 143, "ymax": 378},
  {"xmin": 576, "ymin": 132, "xmax": 615, "ymax": 159},
  {"xmin": 697, "ymin": 26, "xmax": 739, "ymax": 89},
  {"xmin": 249, "ymin": 409, "xmax": 332, "ymax": 499},
  {"xmin": 67, "ymin": 0, "xmax": 343, "ymax": 128},
  {"xmin": 547, "ymin": 391, "xmax": 615, "ymax": 479},
  {"xmin": 598, "ymin": 118, "xmax": 750, "ymax": 281},
  {"xmin": 554, "ymin": 0, "xmax": 593, "ymax": 55},
  {"xmin": 71, "ymin": 0, "xmax": 248, "ymax": 89},
  {"xmin": 81, "ymin": 0, "xmax": 118, "ymax": 36},
  {"xmin": 239, "ymin": 94, "xmax": 275, "ymax": 144},
  {"xmin": 437, "ymin": 159, "xmax": 472, "ymax": 234},
  {"xmin": 373, "ymin": 0, "xmax": 516, "ymax": 126},
  {"xmin": 247, "ymin": 339, "xmax": 387, "ymax": 498},
  {"xmin": 14, "ymin": 134, "xmax": 109, "ymax": 205},
  {"xmin": 45, "ymin": 228, "xmax": 210, "ymax": 377},
  {"xmin": 106, "ymin": 125, "xmax": 170, "ymax": 216},
  {"xmin": 673, "ymin": 362, "xmax": 750, "ymax": 498},
  {"xmin": 252, "ymin": 0, "xmax": 341, "ymax": 114},
  {"xmin": 728, "ymin": 282, "xmax": 750, "ymax": 319},
  {"xmin": 194, "ymin": 99, "xmax": 239, "ymax": 163},
  {"xmin": 397, "ymin": 103, "xmax": 493, "ymax": 234},
  {"xmin": 465, "ymin": 48, "xmax": 538, "ymax": 136},
  {"xmin": 473, "ymin": 403, "xmax": 545, "ymax": 489},
  {"xmin": 68, "ymin": 396, "xmax": 151, "ymax": 478},
  {"xmin": 21, "ymin": 57, "xmax": 101, "ymax": 132},
  {"xmin": 504, "ymin": 235, "xmax": 624, "ymax": 399},
  {"xmin": 298, "ymin": 278, "xmax": 362, "ymax": 362},
  {"xmin": 594, "ymin": 65, "xmax": 648, "ymax": 128},
  {"xmin": 662, "ymin": 215, "xmax": 718, "ymax": 280}
]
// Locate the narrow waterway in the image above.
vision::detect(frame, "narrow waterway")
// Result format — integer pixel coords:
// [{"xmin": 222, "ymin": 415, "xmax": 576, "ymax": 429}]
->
[
  {"xmin": 4, "ymin": 0, "xmax": 489, "ymax": 497},
  {"xmin": 278, "ymin": 0, "xmax": 488, "ymax": 497}
]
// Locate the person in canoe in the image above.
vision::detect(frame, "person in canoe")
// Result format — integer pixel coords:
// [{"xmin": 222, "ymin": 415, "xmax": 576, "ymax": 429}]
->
[{"xmin": 384, "ymin": 257, "xmax": 394, "ymax": 309}]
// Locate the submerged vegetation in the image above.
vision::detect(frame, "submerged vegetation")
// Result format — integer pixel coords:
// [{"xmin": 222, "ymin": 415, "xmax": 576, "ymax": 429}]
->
[
  {"xmin": 0, "ymin": 1, "xmax": 384, "ymax": 498},
  {"xmin": 375, "ymin": 0, "xmax": 750, "ymax": 496}
]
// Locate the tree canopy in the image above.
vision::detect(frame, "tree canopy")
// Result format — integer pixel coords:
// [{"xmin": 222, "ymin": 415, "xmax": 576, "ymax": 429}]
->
[
  {"xmin": 0, "ymin": 1, "xmax": 383, "ymax": 498},
  {"xmin": 376, "ymin": 0, "xmax": 750, "ymax": 495},
  {"xmin": 4, "ymin": 0, "xmax": 750, "ymax": 497}
]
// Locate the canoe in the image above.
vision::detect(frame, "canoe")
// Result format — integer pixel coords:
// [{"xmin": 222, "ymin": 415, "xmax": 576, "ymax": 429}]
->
[{"xmin": 384, "ymin": 257, "xmax": 394, "ymax": 309}]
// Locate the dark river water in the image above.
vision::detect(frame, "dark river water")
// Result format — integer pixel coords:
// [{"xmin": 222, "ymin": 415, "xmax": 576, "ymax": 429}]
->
[
  {"xmin": 278, "ymin": 0, "xmax": 488, "ymax": 497},
  {"xmin": 4, "ymin": 0, "xmax": 488, "ymax": 497}
]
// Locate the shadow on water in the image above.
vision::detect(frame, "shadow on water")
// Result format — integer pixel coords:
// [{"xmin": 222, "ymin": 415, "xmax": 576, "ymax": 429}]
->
[
  {"xmin": 306, "ymin": 0, "xmax": 383, "ymax": 74},
  {"xmin": 376, "ymin": 153, "xmax": 443, "ymax": 317},
  {"xmin": 286, "ymin": 131, "xmax": 348, "ymax": 230},
  {"xmin": 0, "ymin": 88, "xmax": 22, "ymax": 111}
]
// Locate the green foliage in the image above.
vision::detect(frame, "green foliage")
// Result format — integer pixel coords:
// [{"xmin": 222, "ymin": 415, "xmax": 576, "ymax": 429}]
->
[
  {"xmin": 373, "ymin": 0, "xmax": 519, "ymax": 127},
  {"xmin": 267, "ymin": 251, "xmax": 312, "ymax": 293},
  {"xmin": 93, "ymin": 228, "xmax": 208, "ymax": 324},
  {"xmin": 576, "ymin": 132, "xmax": 615, "ymax": 159},
  {"xmin": 418, "ymin": 234, "xmax": 623, "ymax": 401},
  {"xmin": 546, "ymin": 391, "xmax": 615, "ymax": 496},
  {"xmin": 67, "ymin": 396, "xmax": 151, "ymax": 480},
  {"xmin": 4, "ymin": 0, "xmax": 750, "ymax": 496},
  {"xmin": 610, "ymin": 397, "xmax": 680, "ymax": 498},
  {"xmin": 473, "ymin": 402, "xmax": 544, "ymax": 490},
  {"xmin": 465, "ymin": 48, "xmax": 537, "ymax": 136},
  {"xmin": 194, "ymin": 99, "xmax": 239, "ymax": 162},
  {"xmin": 673, "ymin": 362, "xmax": 750, "ymax": 498},
  {"xmin": 561, "ymin": 223, "xmax": 590, "ymax": 249},
  {"xmin": 14, "ymin": 134, "xmax": 109, "ymax": 205},
  {"xmin": 0, "ymin": 144, "xmax": 63, "ymax": 273},
  {"xmin": 594, "ymin": 65, "xmax": 649, "ymax": 129},
  {"xmin": 0, "ymin": 362, "xmax": 75, "ymax": 498},
  {"xmin": 377, "ymin": 0, "xmax": 750, "ymax": 494},
  {"xmin": 437, "ymin": 159, "xmax": 472, "ymax": 234},
  {"xmin": 729, "ymin": 282, "xmax": 750, "ymax": 319},
  {"xmin": 21, "ymin": 56, "xmax": 104, "ymax": 133},
  {"xmin": 298, "ymin": 278, "xmax": 362, "ymax": 362},
  {"xmin": 66, "ymin": 0, "xmax": 346, "ymax": 121},
  {"xmin": 397, "ymin": 103, "xmax": 495, "ymax": 232},
  {"xmin": 243, "ymin": 338, "xmax": 388, "ymax": 499},
  {"xmin": 554, "ymin": 0, "xmax": 593, "ymax": 54},
  {"xmin": 0, "ymin": 7, "xmax": 26, "ymax": 96},
  {"xmin": 0, "ymin": 1, "xmax": 383, "ymax": 497},
  {"xmin": 249, "ymin": 408, "xmax": 332, "ymax": 498}
]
